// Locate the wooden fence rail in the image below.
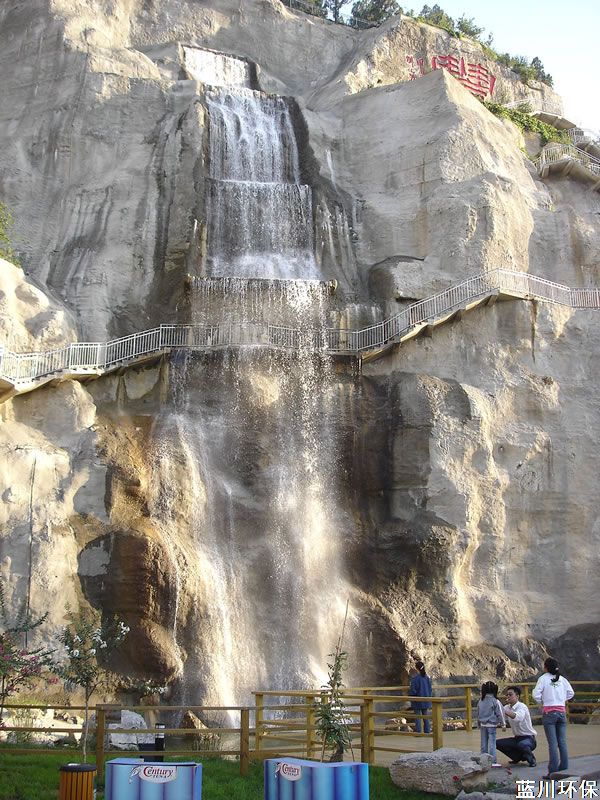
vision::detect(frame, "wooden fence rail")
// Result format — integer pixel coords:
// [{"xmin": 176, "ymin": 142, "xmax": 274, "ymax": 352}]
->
[{"xmin": 1, "ymin": 681, "xmax": 598, "ymax": 777}]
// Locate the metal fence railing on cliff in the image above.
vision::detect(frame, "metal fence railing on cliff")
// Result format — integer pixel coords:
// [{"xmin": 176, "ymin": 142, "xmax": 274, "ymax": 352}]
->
[
  {"xmin": 2, "ymin": 269, "xmax": 600, "ymax": 396},
  {"xmin": 536, "ymin": 143, "xmax": 600, "ymax": 179}
]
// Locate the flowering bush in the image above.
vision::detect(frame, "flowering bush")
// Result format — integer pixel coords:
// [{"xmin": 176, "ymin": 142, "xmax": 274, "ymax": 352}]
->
[
  {"xmin": 0, "ymin": 635, "xmax": 46, "ymax": 722},
  {"xmin": 52, "ymin": 608, "xmax": 130, "ymax": 760},
  {"xmin": 0, "ymin": 583, "xmax": 52, "ymax": 723},
  {"xmin": 130, "ymin": 680, "xmax": 168, "ymax": 697}
]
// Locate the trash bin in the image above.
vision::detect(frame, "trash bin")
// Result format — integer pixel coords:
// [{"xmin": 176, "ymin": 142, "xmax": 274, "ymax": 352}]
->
[
  {"xmin": 155, "ymin": 723, "xmax": 166, "ymax": 761},
  {"xmin": 59, "ymin": 763, "xmax": 96, "ymax": 800},
  {"xmin": 137, "ymin": 724, "xmax": 167, "ymax": 761}
]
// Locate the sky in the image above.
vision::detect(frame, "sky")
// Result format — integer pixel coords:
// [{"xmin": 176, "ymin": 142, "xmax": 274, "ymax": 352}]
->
[{"xmin": 342, "ymin": 0, "xmax": 599, "ymax": 133}]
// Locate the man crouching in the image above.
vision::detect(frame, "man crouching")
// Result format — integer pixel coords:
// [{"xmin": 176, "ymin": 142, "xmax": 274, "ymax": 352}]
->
[{"xmin": 497, "ymin": 686, "xmax": 537, "ymax": 767}]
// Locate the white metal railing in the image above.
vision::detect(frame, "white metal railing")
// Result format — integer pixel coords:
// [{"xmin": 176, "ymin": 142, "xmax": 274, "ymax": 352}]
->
[
  {"xmin": 536, "ymin": 144, "xmax": 600, "ymax": 178},
  {"xmin": 2, "ymin": 269, "xmax": 600, "ymax": 392},
  {"xmin": 568, "ymin": 128, "xmax": 600, "ymax": 148},
  {"xmin": 502, "ymin": 99, "xmax": 541, "ymax": 112}
]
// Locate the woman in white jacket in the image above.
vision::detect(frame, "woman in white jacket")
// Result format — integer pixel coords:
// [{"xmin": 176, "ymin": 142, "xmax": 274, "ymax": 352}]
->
[{"xmin": 532, "ymin": 657, "xmax": 574, "ymax": 777}]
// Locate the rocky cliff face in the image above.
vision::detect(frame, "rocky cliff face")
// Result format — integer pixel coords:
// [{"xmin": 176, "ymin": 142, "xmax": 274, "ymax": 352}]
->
[{"xmin": 1, "ymin": 0, "xmax": 599, "ymax": 696}]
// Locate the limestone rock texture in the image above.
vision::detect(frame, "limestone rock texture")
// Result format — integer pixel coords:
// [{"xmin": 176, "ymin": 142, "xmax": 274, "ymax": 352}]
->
[
  {"xmin": 0, "ymin": 0, "xmax": 599, "ymax": 698},
  {"xmin": 389, "ymin": 748, "xmax": 492, "ymax": 795}
]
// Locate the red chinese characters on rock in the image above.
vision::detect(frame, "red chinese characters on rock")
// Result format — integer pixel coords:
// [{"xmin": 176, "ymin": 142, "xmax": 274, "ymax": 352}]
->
[
  {"xmin": 408, "ymin": 53, "xmax": 496, "ymax": 98},
  {"xmin": 406, "ymin": 55, "xmax": 426, "ymax": 80}
]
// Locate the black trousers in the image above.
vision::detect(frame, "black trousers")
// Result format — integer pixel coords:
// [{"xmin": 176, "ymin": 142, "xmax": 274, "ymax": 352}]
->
[{"xmin": 496, "ymin": 735, "xmax": 537, "ymax": 762}]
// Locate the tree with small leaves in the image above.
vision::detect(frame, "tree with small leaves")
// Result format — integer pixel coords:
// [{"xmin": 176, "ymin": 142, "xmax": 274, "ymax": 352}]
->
[
  {"xmin": 314, "ymin": 601, "xmax": 354, "ymax": 762},
  {"xmin": 350, "ymin": 0, "xmax": 401, "ymax": 25},
  {"xmin": 52, "ymin": 607, "xmax": 129, "ymax": 761},
  {"xmin": 0, "ymin": 583, "xmax": 52, "ymax": 724},
  {"xmin": 304, "ymin": 0, "xmax": 328, "ymax": 16},
  {"xmin": 324, "ymin": 0, "xmax": 346, "ymax": 22},
  {"xmin": 530, "ymin": 56, "xmax": 553, "ymax": 87},
  {"xmin": 456, "ymin": 14, "xmax": 483, "ymax": 40},
  {"xmin": 418, "ymin": 4, "xmax": 454, "ymax": 33}
]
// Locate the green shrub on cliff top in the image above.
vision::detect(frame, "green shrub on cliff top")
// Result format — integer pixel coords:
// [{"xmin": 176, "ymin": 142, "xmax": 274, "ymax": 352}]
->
[
  {"xmin": 416, "ymin": 5, "xmax": 554, "ymax": 87},
  {"xmin": 484, "ymin": 102, "xmax": 570, "ymax": 146}
]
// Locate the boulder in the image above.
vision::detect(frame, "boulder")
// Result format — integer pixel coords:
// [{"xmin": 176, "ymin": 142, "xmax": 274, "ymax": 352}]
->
[
  {"xmin": 2, "ymin": 707, "xmax": 87, "ymax": 747},
  {"xmin": 88, "ymin": 708, "xmax": 153, "ymax": 750},
  {"xmin": 443, "ymin": 719, "xmax": 468, "ymax": 732},
  {"xmin": 180, "ymin": 710, "xmax": 221, "ymax": 751},
  {"xmin": 390, "ymin": 748, "xmax": 492, "ymax": 796},
  {"xmin": 109, "ymin": 709, "xmax": 154, "ymax": 749},
  {"xmin": 384, "ymin": 717, "xmax": 413, "ymax": 732}
]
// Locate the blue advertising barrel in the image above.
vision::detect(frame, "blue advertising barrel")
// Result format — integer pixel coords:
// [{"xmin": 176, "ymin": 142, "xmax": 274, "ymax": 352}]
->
[
  {"xmin": 105, "ymin": 759, "xmax": 202, "ymax": 800},
  {"xmin": 264, "ymin": 758, "xmax": 369, "ymax": 800}
]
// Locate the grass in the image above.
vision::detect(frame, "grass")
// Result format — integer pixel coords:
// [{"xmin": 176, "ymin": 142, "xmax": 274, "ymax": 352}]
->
[{"xmin": 0, "ymin": 750, "xmax": 449, "ymax": 800}]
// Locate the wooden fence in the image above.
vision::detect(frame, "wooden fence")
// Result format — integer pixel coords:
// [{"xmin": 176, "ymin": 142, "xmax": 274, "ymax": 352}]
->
[{"xmin": 1, "ymin": 681, "xmax": 598, "ymax": 777}]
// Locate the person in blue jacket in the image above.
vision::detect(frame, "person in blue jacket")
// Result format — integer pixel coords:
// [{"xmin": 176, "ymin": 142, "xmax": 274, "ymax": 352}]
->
[{"xmin": 410, "ymin": 660, "xmax": 433, "ymax": 733}]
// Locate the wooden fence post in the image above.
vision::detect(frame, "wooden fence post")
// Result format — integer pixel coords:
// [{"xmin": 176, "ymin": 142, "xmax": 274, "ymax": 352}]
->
[
  {"xmin": 305, "ymin": 695, "xmax": 316, "ymax": 759},
  {"xmin": 255, "ymin": 693, "xmax": 264, "ymax": 756},
  {"xmin": 240, "ymin": 708, "xmax": 250, "ymax": 776},
  {"xmin": 95, "ymin": 706, "xmax": 106, "ymax": 779},
  {"xmin": 523, "ymin": 684, "xmax": 531, "ymax": 707},
  {"xmin": 464, "ymin": 686, "xmax": 473, "ymax": 731},
  {"xmin": 360, "ymin": 697, "xmax": 374, "ymax": 764},
  {"xmin": 432, "ymin": 700, "xmax": 443, "ymax": 751}
]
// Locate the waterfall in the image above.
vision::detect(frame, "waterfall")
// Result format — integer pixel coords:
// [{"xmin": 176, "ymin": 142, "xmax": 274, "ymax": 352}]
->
[
  {"xmin": 207, "ymin": 181, "xmax": 315, "ymax": 279},
  {"xmin": 150, "ymin": 51, "xmax": 356, "ymax": 708},
  {"xmin": 189, "ymin": 276, "xmax": 336, "ymax": 327},
  {"xmin": 205, "ymin": 84, "xmax": 319, "ymax": 279},
  {"xmin": 207, "ymin": 88, "xmax": 300, "ymax": 183}
]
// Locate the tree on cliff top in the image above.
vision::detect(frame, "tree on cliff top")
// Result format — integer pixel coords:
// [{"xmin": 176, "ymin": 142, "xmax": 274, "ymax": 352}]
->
[
  {"xmin": 302, "ymin": 0, "xmax": 327, "ymax": 16},
  {"xmin": 351, "ymin": 0, "xmax": 401, "ymax": 25},
  {"xmin": 531, "ymin": 56, "xmax": 553, "ymax": 87},
  {"xmin": 417, "ymin": 4, "xmax": 455, "ymax": 34},
  {"xmin": 324, "ymin": 0, "xmax": 345, "ymax": 22},
  {"xmin": 456, "ymin": 14, "xmax": 483, "ymax": 39}
]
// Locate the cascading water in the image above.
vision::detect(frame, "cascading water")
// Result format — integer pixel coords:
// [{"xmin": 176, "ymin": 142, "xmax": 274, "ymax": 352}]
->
[
  {"xmin": 207, "ymin": 89, "xmax": 300, "ymax": 183},
  {"xmin": 205, "ymin": 84, "xmax": 318, "ymax": 280},
  {"xmin": 150, "ymin": 50, "xmax": 357, "ymax": 709}
]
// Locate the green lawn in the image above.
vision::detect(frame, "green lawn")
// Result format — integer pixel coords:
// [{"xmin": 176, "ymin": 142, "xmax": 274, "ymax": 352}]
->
[{"xmin": 0, "ymin": 752, "xmax": 447, "ymax": 800}]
